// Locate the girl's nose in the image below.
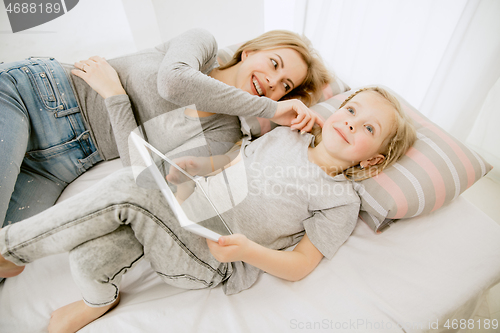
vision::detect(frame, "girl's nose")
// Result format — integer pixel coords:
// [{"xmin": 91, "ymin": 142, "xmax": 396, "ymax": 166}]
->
[{"xmin": 345, "ymin": 121, "xmax": 355, "ymax": 132}]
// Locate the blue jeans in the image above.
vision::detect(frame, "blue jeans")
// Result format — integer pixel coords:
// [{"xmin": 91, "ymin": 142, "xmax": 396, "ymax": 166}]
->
[{"xmin": 0, "ymin": 58, "xmax": 102, "ymax": 227}]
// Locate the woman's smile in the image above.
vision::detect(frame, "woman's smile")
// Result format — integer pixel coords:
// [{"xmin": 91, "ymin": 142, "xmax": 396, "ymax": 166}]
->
[
  {"xmin": 236, "ymin": 48, "xmax": 308, "ymax": 101},
  {"xmin": 252, "ymin": 75, "xmax": 265, "ymax": 96}
]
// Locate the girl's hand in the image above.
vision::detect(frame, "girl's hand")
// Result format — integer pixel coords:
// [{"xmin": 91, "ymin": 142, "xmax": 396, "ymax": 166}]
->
[
  {"xmin": 71, "ymin": 56, "xmax": 126, "ymax": 99},
  {"xmin": 166, "ymin": 156, "xmax": 202, "ymax": 185},
  {"xmin": 206, "ymin": 234, "xmax": 251, "ymax": 263},
  {"xmin": 272, "ymin": 99, "xmax": 324, "ymax": 133}
]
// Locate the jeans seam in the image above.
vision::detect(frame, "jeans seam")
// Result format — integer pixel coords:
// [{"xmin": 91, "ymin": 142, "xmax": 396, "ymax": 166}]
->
[
  {"xmin": 6, "ymin": 203, "xmax": 223, "ymax": 277},
  {"xmin": 0, "ymin": 61, "xmax": 30, "ymax": 74},
  {"xmin": 108, "ymin": 252, "xmax": 144, "ymax": 282},
  {"xmin": 37, "ymin": 59, "xmax": 69, "ymax": 109},
  {"xmin": 3, "ymin": 226, "xmax": 29, "ymax": 264},
  {"xmin": 156, "ymin": 272, "xmax": 213, "ymax": 288},
  {"xmin": 82, "ymin": 283, "xmax": 119, "ymax": 307},
  {"xmin": 25, "ymin": 135, "xmax": 86, "ymax": 160},
  {"xmin": 82, "ymin": 252, "xmax": 144, "ymax": 307},
  {"xmin": 133, "ymin": 203, "xmax": 224, "ymax": 277},
  {"xmin": 77, "ymin": 150, "xmax": 100, "ymax": 173},
  {"xmin": 5, "ymin": 208, "xmax": 111, "ymax": 254}
]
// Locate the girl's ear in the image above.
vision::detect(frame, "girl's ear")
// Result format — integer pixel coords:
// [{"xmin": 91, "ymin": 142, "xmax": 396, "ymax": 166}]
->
[{"xmin": 360, "ymin": 154, "xmax": 385, "ymax": 169}]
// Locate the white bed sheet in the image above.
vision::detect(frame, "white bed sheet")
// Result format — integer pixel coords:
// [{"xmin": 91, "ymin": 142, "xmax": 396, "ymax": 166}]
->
[{"xmin": 1, "ymin": 160, "xmax": 500, "ymax": 333}]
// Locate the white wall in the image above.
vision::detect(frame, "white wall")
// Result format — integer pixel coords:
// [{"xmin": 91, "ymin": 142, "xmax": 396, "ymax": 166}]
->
[
  {"xmin": 121, "ymin": 0, "xmax": 162, "ymax": 51},
  {"xmin": 111, "ymin": 0, "xmax": 266, "ymax": 51},
  {"xmin": 0, "ymin": 0, "xmax": 265, "ymax": 63},
  {"xmin": 151, "ymin": 0, "xmax": 264, "ymax": 47},
  {"xmin": 264, "ymin": 0, "xmax": 307, "ymax": 33},
  {"xmin": 0, "ymin": 0, "xmax": 136, "ymax": 63}
]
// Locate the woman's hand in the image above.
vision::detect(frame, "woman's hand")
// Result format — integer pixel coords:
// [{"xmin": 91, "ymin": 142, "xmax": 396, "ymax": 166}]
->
[
  {"xmin": 272, "ymin": 99, "xmax": 324, "ymax": 133},
  {"xmin": 71, "ymin": 56, "xmax": 126, "ymax": 99},
  {"xmin": 206, "ymin": 234, "xmax": 251, "ymax": 263}
]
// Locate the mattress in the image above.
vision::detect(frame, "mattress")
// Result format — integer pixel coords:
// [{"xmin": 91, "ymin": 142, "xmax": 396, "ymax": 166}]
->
[{"xmin": 1, "ymin": 159, "xmax": 500, "ymax": 333}]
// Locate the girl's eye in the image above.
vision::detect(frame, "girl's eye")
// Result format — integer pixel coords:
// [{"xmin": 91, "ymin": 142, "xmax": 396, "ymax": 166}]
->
[
  {"xmin": 283, "ymin": 82, "xmax": 290, "ymax": 91},
  {"xmin": 347, "ymin": 107, "xmax": 355, "ymax": 115},
  {"xmin": 366, "ymin": 125, "xmax": 374, "ymax": 134},
  {"xmin": 271, "ymin": 59, "xmax": 278, "ymax": 69}
]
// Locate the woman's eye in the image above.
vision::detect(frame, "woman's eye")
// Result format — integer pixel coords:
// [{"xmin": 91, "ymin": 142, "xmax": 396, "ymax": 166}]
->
[
  {"xmin": 366, "ymin": 125, "xmax": 374, "ymax": 134},
  {"xmin": 271, "ymin": 59, "xmax": 278, "ymax": 69},
  {"xmin": 283, "ymin": 82, "xmax": 290, "ymax": 91}
]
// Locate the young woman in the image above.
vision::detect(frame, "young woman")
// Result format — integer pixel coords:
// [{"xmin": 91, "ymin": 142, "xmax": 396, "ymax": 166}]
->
[
  {"xmin": 0, "ymin": 86, "xmax": 416, "ymax": 332},
  {"xmin": 0, "ymin": 28, "xmax": 330, "ymax": 226}
]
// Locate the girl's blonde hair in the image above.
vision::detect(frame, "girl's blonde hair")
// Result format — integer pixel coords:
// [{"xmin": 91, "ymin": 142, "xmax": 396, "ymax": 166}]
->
[
  {"xmin": 312, "ymin": 87, "xmax": 417, "ymax": 181},
  {"xmin": 219, "ymin": 30, "xmax": 332, "ymax": 106}
]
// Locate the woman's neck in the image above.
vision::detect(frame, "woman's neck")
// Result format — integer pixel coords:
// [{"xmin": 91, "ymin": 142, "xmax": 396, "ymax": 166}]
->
[
  {"xmin": 307, "ymin": 142, "xmax": 353, "ymax": 177},
  {"xmin": 209, "ymin": 63, "xmax": 240, "ymax": 86}
]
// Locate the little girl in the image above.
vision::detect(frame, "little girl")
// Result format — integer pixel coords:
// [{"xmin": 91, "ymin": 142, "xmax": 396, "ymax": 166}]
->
[{"xmin": 0, "ymin": 86, "xmax": 416, "ymax": 333}]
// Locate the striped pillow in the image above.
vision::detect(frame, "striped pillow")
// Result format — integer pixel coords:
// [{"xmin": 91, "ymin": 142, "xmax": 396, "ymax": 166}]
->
[
  {"xmin": 310, "ymin": 89, "xmax": 493, "ymax": 233},
  {"xmin": 217, "ymin": 45, "xmax": 350, "ymax": 138}
]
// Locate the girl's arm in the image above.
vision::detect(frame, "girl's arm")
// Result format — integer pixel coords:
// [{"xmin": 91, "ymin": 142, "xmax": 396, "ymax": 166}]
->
[
  {"xmin": 167, "ymin": 150, "xmax": 241, "ymax": 204},
  {"xmin": 167, "ymin": 149, "xmax": 241, "ymax": 183},
  {"xmin": 207, "ymin": 233, "xmax": 324, "ymax": 282}
]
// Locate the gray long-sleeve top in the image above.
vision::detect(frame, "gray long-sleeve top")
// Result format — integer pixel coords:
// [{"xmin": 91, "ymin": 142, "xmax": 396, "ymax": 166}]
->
[{"xmin": 62, "ymin": 28, "xmax": 278, "ymax": 164}]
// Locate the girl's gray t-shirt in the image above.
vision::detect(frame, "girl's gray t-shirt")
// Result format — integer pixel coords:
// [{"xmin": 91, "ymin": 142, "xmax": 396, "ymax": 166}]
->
[{"xmin": 182, "ymin": 127, "xmax": 361, "ymax": 294}]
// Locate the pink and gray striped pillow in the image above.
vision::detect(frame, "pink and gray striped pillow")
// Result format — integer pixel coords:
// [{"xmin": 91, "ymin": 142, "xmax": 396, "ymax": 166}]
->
[
  {"xmin": 217, "ymin": 45, "xmax": 350, "ymax": 138},
  {"xmin": 310, "ymin": 89, "xmax": 493, "ymax": 233}
]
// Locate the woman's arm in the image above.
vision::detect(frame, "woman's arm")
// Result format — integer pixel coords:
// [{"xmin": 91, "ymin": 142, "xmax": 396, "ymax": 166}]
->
[
  {"xmin": 72, "ymin": 56, "xmax": 137, "ymax": 166},
  {"xmin": 157, "ymin": 28, "xmax": 323, "ymax": 131},
  {"xmin": 157, "ymin": 28, "xmax": 278, "ymax": 120},
  {"xmin": 207, "ymin": 233, "xmax": 324, "ymax": 282},
  {"xmin": 72, "ymin": 56, "xmax": 126, "ymax": 99}
]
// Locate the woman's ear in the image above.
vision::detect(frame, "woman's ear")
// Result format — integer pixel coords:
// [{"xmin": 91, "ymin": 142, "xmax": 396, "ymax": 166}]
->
[
  {"xmin": 241, "ymin": 50, "xmax": 249, "ymax": 61},
  {"xmin": 241, "ymin": 49, "xmax": 255, "ymax": 62},
  {"xmin": 360, "ymin": 154, "xmax": 385, "ymax": 169}
]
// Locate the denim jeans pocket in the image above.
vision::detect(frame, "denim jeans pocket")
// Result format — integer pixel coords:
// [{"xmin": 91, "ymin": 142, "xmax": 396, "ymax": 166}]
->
[
  {"xmin": 22, "ymin": 64, "xmax": 60, "ymax": 110},
  {"xmin": 24, "ymin": 131, "xmax": 101, "ymax": 183}
]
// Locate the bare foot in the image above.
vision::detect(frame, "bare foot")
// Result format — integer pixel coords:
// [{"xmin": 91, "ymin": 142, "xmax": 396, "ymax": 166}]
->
[
  {"xmin": 0, "ymin": 253, "xmax": 25, "ymax": 278},
  {"xmin": 48, "ymin": 294, "xmax": 120, "ymax": 333}
]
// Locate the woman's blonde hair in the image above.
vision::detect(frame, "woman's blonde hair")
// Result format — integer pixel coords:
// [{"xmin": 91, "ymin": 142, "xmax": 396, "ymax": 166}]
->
[
  {"xmin": 312, "ymin": 86, "xmax": 417, "ymax": 181},
  {"xmin": 219, "ymin": 30, "xmax": 332, "ymax": 106}
]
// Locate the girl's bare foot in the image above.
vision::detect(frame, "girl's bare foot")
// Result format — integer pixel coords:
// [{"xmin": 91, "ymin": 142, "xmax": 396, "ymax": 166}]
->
[
  {"xmin": 48, "ymin": 294, "xmax": 120, "ymax": 333},
  {"xmin": 0, "ymin": 253, "xmax": 24, "ymax": 278}
]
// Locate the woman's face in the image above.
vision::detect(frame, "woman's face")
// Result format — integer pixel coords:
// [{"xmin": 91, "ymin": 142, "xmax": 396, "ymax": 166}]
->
[{"xmin": 234, "ymin": 48, "xmax": 308, "ymax": 101}]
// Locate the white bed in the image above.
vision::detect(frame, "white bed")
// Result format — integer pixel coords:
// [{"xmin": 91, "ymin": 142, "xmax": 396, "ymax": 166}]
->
[{"xmin": 1, "ymin": 159, "xmax": 499, "ymax": 333}]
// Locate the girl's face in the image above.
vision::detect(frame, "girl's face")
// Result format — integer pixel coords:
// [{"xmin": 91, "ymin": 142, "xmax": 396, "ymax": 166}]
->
[
  {"xmin": 322, "ymin": 91, "xmax": 396, "ymax": 167},
  {"xmin": 234, "ymin": 48, "xmax": 308, "ymax": 101}
]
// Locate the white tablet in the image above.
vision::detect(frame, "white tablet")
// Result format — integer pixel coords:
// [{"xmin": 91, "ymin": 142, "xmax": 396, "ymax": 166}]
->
[{"xmin": 130, "ymin": 132, "xmax": 232, "ymax": 242}]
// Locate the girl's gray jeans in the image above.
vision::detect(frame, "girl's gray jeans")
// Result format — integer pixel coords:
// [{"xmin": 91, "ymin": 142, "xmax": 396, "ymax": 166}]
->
[{"xmin": 0, "ymin": 167, "xmax": 230, "ymax": 307}]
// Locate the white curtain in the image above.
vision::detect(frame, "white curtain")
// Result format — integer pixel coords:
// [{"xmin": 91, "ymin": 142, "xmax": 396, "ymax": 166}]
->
[{"xmin": 265, "ymin": 0, "xmax": 500, "ymax": 181}]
